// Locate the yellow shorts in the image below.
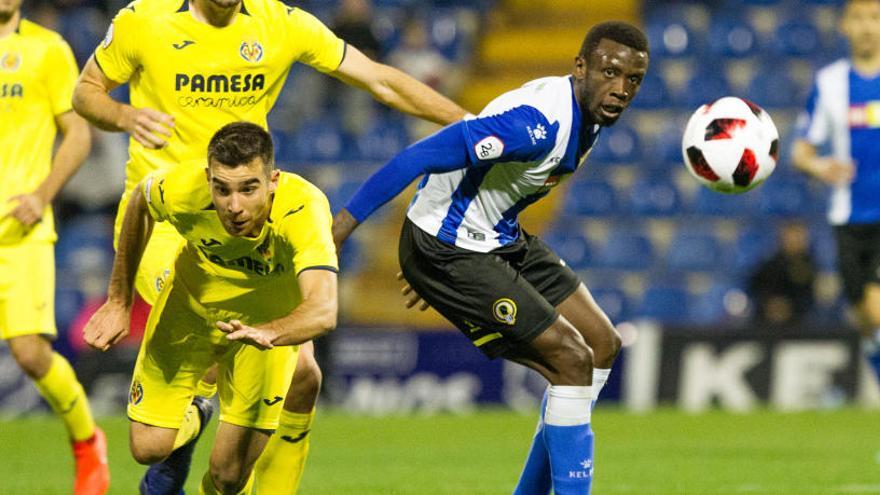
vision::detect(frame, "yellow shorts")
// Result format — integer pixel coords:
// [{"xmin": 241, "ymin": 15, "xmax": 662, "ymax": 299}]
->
[
  {"xmin": 0, "ymin": 242, "xmax": 55, "ymax": 339},
  {"xmin": 127, "ymin": 273, "xmax": 298, "ymax": 431},
  {"xmin": 115, "ymin": 192, "xmax": 184, "ymax": 305}
]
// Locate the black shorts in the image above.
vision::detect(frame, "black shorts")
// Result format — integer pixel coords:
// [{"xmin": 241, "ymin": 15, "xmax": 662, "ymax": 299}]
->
[
  {"xmin": 834, "ymin": 223, "xmax": 880, "ymax": 303},
  {"xmin": 398, "ymin": 219, "xmax": 581, "ymax": 359}
]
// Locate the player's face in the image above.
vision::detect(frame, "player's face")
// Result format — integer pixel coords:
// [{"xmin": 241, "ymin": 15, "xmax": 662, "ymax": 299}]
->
[
  {"xmin": 842, "ymin": 0, "xmax": 880, "ymax": 59},
  {"xmin": 0, "ymin": 0, "xmax": 23, "ymax": 23},
  {"xmin": 208, "ymin": 157, "xmax": 279, "ymax": 237},
  {"xmin": 576, "ymin": 38, "xmax": 648, "ymax": 126}
]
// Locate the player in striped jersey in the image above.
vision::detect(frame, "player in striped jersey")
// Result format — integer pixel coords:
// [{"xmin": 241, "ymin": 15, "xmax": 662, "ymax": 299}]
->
[{"xmin": 333, "ymin": 21, "xmax": 649, "ymax": 495}]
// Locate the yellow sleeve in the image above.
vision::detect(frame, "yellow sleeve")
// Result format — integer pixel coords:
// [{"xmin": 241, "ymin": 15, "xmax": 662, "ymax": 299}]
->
[
  {"xmin": 94, "ymin": 2, "xmax": 142, "ymax": 83},
  {"xmin": 282, "ymin": 190, "xmax": 339, "ymax": 275},
  {"xmin": 45, "ymin": 39, "xmax": 78, "ymax": 116},
  {"xmin": 142, "ymin": 171, "xmax": 171, "ymax": 222},
  {"xmin": 286, "ymin": 8, "xmax": 346, "ymax": 74}
]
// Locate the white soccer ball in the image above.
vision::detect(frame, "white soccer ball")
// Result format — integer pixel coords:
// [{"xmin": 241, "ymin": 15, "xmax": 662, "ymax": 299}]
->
[{"xmin": 681, "ymin": 96, "xmax": 778, "ymax": 194}]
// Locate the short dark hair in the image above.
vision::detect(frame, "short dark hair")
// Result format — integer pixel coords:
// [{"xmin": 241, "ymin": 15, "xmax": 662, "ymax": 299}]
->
[
  {"xmin": 208, "ymin": 121, "xmax": 274, "ymax": 169},
  {"xmin": 580, "ymin": 21, "xmax": 649, "ymax": 58}
]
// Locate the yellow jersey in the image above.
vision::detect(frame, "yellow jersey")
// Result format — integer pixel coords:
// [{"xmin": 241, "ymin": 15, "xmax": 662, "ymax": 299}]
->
[
  {"xmin": 0, "ymin": 19, "xmax": 79, "ymax": 245},
  {"xmin": 142, "ymin": 163, "xmax": 337, "ymax": 322},
  {"xmin": 95, "ymin": 0, "xmax": 345, "ymax": 192}
]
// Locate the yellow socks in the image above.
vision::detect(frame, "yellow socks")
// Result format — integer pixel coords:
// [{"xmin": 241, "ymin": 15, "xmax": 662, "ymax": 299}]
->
[
  {"xmin": 33, "ymin": 353, "xmax": 95, "ymax": 442},
  {"xmin": 254, "ymin": 409, "xmax": 315, "ymax": 494},
  {"xmin": 199, "ymin": 470, "xmax": 254, "ymax": 495},
  {"xmin": 172, "ymin": 402, "xmax": 202, "ymax": 450}
]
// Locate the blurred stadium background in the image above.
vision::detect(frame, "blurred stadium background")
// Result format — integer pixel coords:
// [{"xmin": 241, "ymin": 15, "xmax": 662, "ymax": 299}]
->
[{"xmin": 4, "ymin": 0, "xmax": 880, "ymax": 493}]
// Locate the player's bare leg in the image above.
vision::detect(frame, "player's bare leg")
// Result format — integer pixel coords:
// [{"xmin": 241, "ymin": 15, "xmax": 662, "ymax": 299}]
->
[
  {"xmin": 8, "ymin": 335, "xmax": 109, "ymax": 495},
  {"xmin": 202, "ymin": 423, "xmax": 271, "ymax": 494},
  {"xmin": 254, "ymin": 341, "xmax": 321, "ymax": 494}
]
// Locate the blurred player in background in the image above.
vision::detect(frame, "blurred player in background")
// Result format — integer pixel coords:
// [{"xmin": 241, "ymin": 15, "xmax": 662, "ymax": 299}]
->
[
  {"xmin": 71, "ymin": 0, "xmax": 466, "ymax": 491},
  {"xmin": 333, "ymin": 21, "xmax": 648, "ymax": 495},
  {"xmin": 792, "ymin": 0, "xmax": 880, "ymax": 384},
  {"xmin": 83, "ymin": 122, "xmax": 338, "ymax": 494},
  {"xmin": 0, "ymin": 0, "xmax": 108, "ymax": 493}
]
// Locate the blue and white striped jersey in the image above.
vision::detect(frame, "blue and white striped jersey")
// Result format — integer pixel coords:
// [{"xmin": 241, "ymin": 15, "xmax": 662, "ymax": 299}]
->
[
  {"xmin": 406, "ymin": 76, "xmax": 600, "ymax": 252},
  {"xmin": 798, "ymin": 59, "xmax": 880, "ymax": 225}
]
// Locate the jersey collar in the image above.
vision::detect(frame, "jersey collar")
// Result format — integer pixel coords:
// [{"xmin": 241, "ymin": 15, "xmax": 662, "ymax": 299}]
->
[{"xmin": 177, "ymin": 0, "xmax": 250, "ymax": 15}]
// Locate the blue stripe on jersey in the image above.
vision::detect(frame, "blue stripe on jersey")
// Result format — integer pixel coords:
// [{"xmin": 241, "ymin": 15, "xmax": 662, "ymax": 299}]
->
[
  {"xmin": 494, "ymin": 190, "xmax": 551, "ymax": 244},
  {"xmin": 798, "ymin": 83, "xmax": 820, "ymax": 140},
  {"xmin": 462, "ymin": 105, "xmax": 559, "ymax": 165},
  {"xmin": 847, "ymin": 68, "xmax": 880, "ymax": 224},
  {"xmin": 437, "ymin": 166, "xmax": 493, "ymax": 245}
]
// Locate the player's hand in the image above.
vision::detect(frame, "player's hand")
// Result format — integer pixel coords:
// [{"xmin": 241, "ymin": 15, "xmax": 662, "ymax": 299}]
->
[
  {"xmin": 83, "ymin": 299, "xmax": 131, "ymax": 352},
  {"xmin": 5, "ymin": 193, "xmax": 45, "ymax": 227},
  {"xmin": 120, "ymin": 106, "xmax": 175, "ymax": 149},
  {"xmin": 217, "ymin": 320, "xmax": 275, "ymax": 350},
  {"xmin": 398, "ymin": 271, "xmax": 429, "ymax": 311},
  {"xmin": 813, "ymin": 157, "xmax": 855, "ymax": 185},
  {"xmin": 331, "ymin": 208, "xmax": 360, "ymax": 254}
]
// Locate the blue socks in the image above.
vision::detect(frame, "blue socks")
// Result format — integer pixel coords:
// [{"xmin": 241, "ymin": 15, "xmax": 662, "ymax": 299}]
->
[
  {"xmin": 863, "ymin": 330, "xmax": 880, "ymax": 381},
  {"xmin": 543, "ymin": 385, "xmax": 594, "ymax": 495},
  {"xmin": 513, "ymin": 389, "xmax": 551, "ymax": 495}
]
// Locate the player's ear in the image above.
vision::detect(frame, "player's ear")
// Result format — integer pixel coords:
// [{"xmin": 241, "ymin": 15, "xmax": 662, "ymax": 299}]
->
[
  {"xmin": 204, "ymin": 166, "xmax": 211, "ymax": 184},
  {"xmin": 573, "ymin": 55, "xmax": 587, "ymax": 80},
  {"xmin": 268, "ymin": 169, "xmax": 280, "ymax": 192}
]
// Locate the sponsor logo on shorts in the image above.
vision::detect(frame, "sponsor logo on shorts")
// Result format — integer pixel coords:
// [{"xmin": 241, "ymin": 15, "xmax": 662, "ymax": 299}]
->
[
  {"xmin": 492, "ymin": 298, "xmax": 517, "ymax": 326},
  {"xmin": 262, "ymin": 396, "xmax": 283, "ymax": 406},
  {"xmin": 129, "ymin": 381, "xmax": 144, "ymax": 405},
  {"xmin": 154, "ymin": 268, "xmax": 171, "ymax": 294}
]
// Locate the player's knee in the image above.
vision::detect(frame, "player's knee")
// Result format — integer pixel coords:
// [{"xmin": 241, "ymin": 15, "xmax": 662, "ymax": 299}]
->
[
  {"xmin": 209, "ymin": 462, "xmax": 250, "ymax": 494},
  {"xmin": 129, "ymin": 440, "xmax": 173, "ymax": 465},
  {"xmin": 604, "ymin": 325, "xmax": 622, "ymax": 362},
  {"xmin": 556, "ymin": 333, "xmax": 593, "ymax": 384},
  {"xmin": 287, "ymin": 357, "xmax": 322, "ymax": 405},
  {"xmin": 8, "ymin": 336, "xmax": 52, "ymax": 379}
]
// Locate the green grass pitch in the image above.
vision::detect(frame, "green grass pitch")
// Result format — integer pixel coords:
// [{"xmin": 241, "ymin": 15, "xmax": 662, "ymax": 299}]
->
[{"xmin": 2, "ymin": 407, "xmax": 879, "ymax": 494}]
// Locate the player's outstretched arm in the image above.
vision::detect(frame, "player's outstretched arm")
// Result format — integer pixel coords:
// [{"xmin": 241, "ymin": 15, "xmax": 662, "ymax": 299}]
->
[
  {"xmin": 83, "ymin": 184, "xmax": 154, "ymax": 351},
  {"xmin": 5, "ymin": 111, "xmax": 91, "ymax": 227},
  {"xmin": 72, "ymin": 56, "xmax": 174, "ymax": 149},
  {"xmin": 332, "ymin": 45, "xmax": 468, "ymax": 126},
  {"xmin": 219, "ymin": 269, "xmax": 338, "ymax": 348},
  {"xmin": 792, "ymin": 139, "xmax": 855, "ymax": 186}
]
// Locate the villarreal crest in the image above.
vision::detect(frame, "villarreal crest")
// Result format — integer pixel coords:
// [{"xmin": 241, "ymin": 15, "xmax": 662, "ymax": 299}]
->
[
  {"xmin": 239, "ymin": 41, "xmax": 263, "ymax": 63},
  {"xmin": 0, "ymin": 52, "xmax": 21, "ymax": 72}
]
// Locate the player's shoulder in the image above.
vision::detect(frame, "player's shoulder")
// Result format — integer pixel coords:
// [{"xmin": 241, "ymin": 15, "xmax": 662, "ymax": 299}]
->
[
  {"xmin": 480, "ymin": 76, "xmax": 569, "ymax": 123},
  {"xmin": 16, "ymin": 19, "xmax": 68, "ymax": 47},
  {"xmin": 241, "ymin": 0, "xmax": 302, "ymax": 21},
  {"xmin": 150, "ymin": 161, "xmax": 211, "ymax": 211},
  {"xmin": 273, "ymin": 173, "xmax": 330, "ymax": 222},
  {"xmin": 110, "ymin": 0, "xmax": 180, "ymax": 23},
  {"xmin": 814, "ymin": 58, "xmax": 851, "ymax": 88}
]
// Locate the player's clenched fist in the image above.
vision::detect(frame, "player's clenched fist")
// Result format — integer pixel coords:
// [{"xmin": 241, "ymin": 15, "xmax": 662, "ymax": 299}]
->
[
  {"xmin": 83, "ymin": 299, "xmax": 131, "ymax": 351},
  {"xmin": 119, "ymin": 106, "xmax": 175, "ymax": 149},
  {"xmin": 5, "ymin": 193, "xmax": 45, "ymax": 227}
]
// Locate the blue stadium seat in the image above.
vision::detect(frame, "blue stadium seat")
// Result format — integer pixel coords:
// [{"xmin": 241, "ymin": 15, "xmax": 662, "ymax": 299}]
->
[
  {"xmin": 773, "ymin": 21, "xmax": 823, "ymax": 58},
  {"xmin": 636, "ymin": 285, "xmax": 690, "ymax": 323},
  {"xmin": 707, "ymin": 18, "xmax": 758, "ymax": 58},
  {"xmin": 327, "ymin": 179, "xmax": 366, "ymax": 213},
  {"xmin": 665, "ymin": 230, "xmax": 725, "ymax": 272},
  {"xmin": 589, "ymin": 287, "xmax": 630, "ymax": 323},
  {"xmin": 758, "ymin": 179, "xmax": 812, "ymax": 217},
  {"xmin": 292, "ymin": 118, "xmax": 352, "ymax": 162},
  {"xmin": 56, "ymin": 216, "xmax": 114, "ymax": 269},
  {"xmin": 811, "ymin": 228, "xmax": 838, "ymax": 271},
  {"xmin": 596, "ymin": 230, "xmax": 655, "ymax": 270},
  {"xmin": 733, "ymin": 227, "xmax": 778, "ymax": 272},
  {"xmin": 542, "ymin": 231, "xmax": 592, "ymax": 270},
  {"xmin": 627, "ymin": 175, "xmax": 683, "ymax": 216},
  {"xmin": 55, "ymin": 285, "xmax": 85, "ymax": 332},
  {"xmin": 58, "ymin": 7, "xmax": 106, "ymax": 65},
  {"xmin": 428, "ymin": 10, "xmax": 467, "ymax": 60},
  {"xmin": 679, "ymin": 72, "xmax": 732, "ymax": 109},
  {"xmin": 631, "ymin": 72, "xmax": 672, "ymax": 110},
  {"xmin": 747, "ymin": 71, "xmax": 802, "ymax": 108},
  {"xmin": 355, "ymin": 119, "xmax": 410, "ymax": 162},
  {"xmin": 689, "ymin": 282, "xmax": 747, "ymax": 325},
  {"xmin": 590, "ymin": 124, "xmax": 641, "ymax": 163},
  {"xmin": 690, "ymin": 186, "xmax": 758, "ymax": 217},
  {"xmin": 562, "ymin": 180, "xmax": 618, "ymax": 216},
  {"xmin": 646, "ymin": 17, "xmax": 698, "ymax": 58}
]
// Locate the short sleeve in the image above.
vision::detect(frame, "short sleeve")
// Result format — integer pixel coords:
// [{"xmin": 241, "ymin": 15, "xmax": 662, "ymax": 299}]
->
[
  {"xmin": 461, "ymin": 105, "xmax": 559, "ymax": 165},
  {"xmin": 45, "ymin": 39, "xmax": 78, "ymax": 116},
  {"xmin": 286, "ymin": 8, "xmax": 346, "ymax": 73},
  {"xmin": 143, "ymin": 171, "xmax": 170, "ymax": 222},
  {"xmin": 281, "ymin": 190, "xmax": 338, "ymax": 275},
  {"xmin": 795, "ymin": 80, "xmax": 829, "ymax": 146},
  {"xmin": 94, "ymin": 2, "xmax": 142, "ymax": 83}
]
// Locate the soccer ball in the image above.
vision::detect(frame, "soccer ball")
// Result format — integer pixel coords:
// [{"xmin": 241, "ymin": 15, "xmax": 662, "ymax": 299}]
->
[{"xmin": 681, "ymin": 97, "xmax": 778, "ymax": 194}]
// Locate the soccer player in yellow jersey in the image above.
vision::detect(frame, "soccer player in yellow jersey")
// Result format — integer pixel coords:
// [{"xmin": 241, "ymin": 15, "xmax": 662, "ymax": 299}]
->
[
  {"xmin": 71, "ymin": 0, "xmax": 466, "ymax": 491},
  {"xmin": 84, "ymin": 122, "xmax": 338, "ymax": 495},
  {"xmin": 0, "ymin": 1, "xmax": 110, "ymax": 493}
]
